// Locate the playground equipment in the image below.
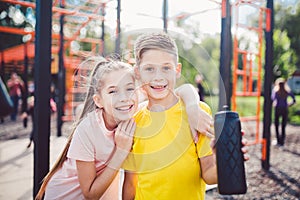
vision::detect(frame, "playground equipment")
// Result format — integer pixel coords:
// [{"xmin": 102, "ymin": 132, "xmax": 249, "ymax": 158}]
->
[
  {"xmin": 1, "ymin": 0, "xmax": 274, "ymax": 176},
  {"xmin": 0, "ymin": 0, "xmax": 115, "ymax": 123},
  {"xmin": 230, "ymin": 0, "xmax": 273, "ymax": 169}
]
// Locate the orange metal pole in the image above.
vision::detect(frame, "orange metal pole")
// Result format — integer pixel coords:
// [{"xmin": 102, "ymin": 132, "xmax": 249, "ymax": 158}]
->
[
  {"xmin": 243, "ymin": 53, "xmax": 247, "ymax": 94},
  {"xmin": 232, "ymin": 35, "xmax": 238, "ymax": 111},
  {"xmin": 261, "ymin": 138, "xmax": 267, "ymax": 161},
  {"xmin": 255, "ymin": 8, "xmax": 264, "ymax": 143},
  {"xmin": 249, "ymin": 54, "xmax": 253, "ymax": 93},
  {"xmin": 0, "ymin": 26, "xmax": 34, "ymax": 36}
]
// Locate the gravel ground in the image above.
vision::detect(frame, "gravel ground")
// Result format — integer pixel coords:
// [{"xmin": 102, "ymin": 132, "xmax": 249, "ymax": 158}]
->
[{"xmin": 1, "ymin": 116, "xmax": 299, "ymax": 199}]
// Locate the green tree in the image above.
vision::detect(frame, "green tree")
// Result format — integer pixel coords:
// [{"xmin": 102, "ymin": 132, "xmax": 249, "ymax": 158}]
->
[
  {"xmin": 273, "ymin": 29, "xmax": 297, "ymax": 80},
  {"xmin": 176, "ymin": 33, "xmax": 220, "ymax": 96},
  {"xmin": 275, "ymin": 3, "xmax": 300, "ymax": 69}
]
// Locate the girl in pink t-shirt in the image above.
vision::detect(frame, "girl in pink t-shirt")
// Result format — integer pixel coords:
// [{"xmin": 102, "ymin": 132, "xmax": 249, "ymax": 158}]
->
[{"xmin": 36, "ymin": 57, "xmax": 138, "ymax": 200}]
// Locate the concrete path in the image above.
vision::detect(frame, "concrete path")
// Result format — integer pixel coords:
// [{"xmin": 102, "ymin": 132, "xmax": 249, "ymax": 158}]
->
[{"xmin": 0, "ymin": 135, "xmax": 67, "ymax": 200}]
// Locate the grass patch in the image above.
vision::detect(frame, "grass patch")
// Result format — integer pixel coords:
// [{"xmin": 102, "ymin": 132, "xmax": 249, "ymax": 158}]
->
[{"xmin": 205, "ymin": 95, "xmax": 300, "ymax": 125}]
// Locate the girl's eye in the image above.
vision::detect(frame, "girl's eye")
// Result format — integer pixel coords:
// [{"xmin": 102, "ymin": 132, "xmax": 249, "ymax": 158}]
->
[
  {"xmin": 108, "ymin": 90, "xmax": 117, "ymax": 94},
  {"xmin": 127, "ymin": 87, "xmax": 135, "ymax": 91}
]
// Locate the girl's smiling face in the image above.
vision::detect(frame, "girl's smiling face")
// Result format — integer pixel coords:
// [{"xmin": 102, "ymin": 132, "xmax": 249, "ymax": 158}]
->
[{"xmin": 93, "ymin": 68, "xmax": 138, "ymax": 130}]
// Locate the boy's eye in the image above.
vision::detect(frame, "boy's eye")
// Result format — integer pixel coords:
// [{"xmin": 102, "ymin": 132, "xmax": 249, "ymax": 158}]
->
[
  {"xmin": 145, "ymin": 67, "xmax": 154, "ymax": 72},
  {"xmin": 162, "ymin": 66, "xmax": 172, "ymax": 71}
]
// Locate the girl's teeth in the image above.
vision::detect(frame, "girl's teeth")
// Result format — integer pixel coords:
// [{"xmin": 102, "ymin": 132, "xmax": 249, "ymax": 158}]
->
[{"xmin": 117, "ymin": 105, "xmax": 132, "ymax": 111}]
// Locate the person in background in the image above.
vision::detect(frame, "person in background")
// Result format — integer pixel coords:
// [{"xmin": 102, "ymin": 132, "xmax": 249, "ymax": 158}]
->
[
  {"xmin": 0, "ymin": 77, "xmax": 14, "ymax": 123},
  {"xmin": 22, "ymin": 81, "xmax": 57, "ymax": 148},
  {"xmin": 272, "ymin": 78, "xmax": 296, "ymax": 146},
  {"xmin": 195, "ymin": 73, "xmax": 205, "ymax": 102},
  {"xmin": 6, "ymin": 72, "xmax": 24, "ymax": 121},
  {"xmin": 22, "ymin": 91, "xmax": 34, "ymax": 148}
]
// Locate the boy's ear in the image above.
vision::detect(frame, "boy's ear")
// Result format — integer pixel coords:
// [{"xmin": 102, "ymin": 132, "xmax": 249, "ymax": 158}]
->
[
  {"xmin": 134, "ymin": 65, "xmax": 141, "ymax": 80},
  {"xmin": 93, "ymin": 94, "xmax": 103, "ymax": 108},
  {"xmin": 176, "ymin": 63, "xmax": 182, "ymax": 79}
]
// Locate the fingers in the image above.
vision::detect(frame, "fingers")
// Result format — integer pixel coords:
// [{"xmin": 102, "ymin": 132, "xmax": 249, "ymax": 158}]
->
[
  {"xmin": 191, "ymin": 129, "xmax": 199, "ymax": 143},
  {"xmin": 241, "ymin": 129, "xmax": 245, "ymax": 136},
  {"xmin": 210, "ymin": 138, "xmax": 216, "ymax": 148},
  {"xmin": 192, "ymin": 119, "xmax": 214, "ymax": 143},
  {"xmin": 242, "ymin": 146, "xmax": 249, "ymax": 161},
  {"xmin": 198, "ymin": 124, "xmax": 214, "ymax": 139},
  {"xmin": 210, "ymin": 138, "xmax": 217, "ymax": 154},
  {"xmin": 241, "ymin": 139, "xmax": 248, "ymax": 153},
  {"xmin": 205, "ymin": 126, "xmax": 215, "ymax": 139},
  {"xmin": 201, "ymin": 114, "xmax": 213, "ymax": 127},
  {"xmin": 115, "ymin": 119, "xmax": 136, "ymax": 152},
  {"xmin": 240, "ymin": 132, "xmax": 250, "ymax": 161},
  {"xmin": 243, "ymin": 154, "xmax": 250, "ymax": 161},
  {"xmin": 126, "ymin": 119, "xmax": 136, "ymax": 137},
  {"xmin": 117, "ymin": 119, "xmax": 136, "ymax": 137},
  {"xmin": 241, "ymin": 138, "xmax": 248, "ymax": 146}
]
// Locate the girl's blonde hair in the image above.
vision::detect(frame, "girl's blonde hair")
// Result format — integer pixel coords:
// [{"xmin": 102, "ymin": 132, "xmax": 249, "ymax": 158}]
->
[
  {"xmin": 134, "ymin": 32, "xmax": 178, "ymax": 66},
  {"xmin": 274, "ymin": 77, "xmax": 291, "ymax": 93},
  {"xmin": 35, "ymin": 56, "xmax": 133, "ymax": 200}
]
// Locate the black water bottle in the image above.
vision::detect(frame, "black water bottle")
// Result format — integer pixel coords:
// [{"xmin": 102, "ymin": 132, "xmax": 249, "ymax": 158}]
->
[{"xmin": 214, "ymin": 105, "xmax": 247, "ymax": 195}]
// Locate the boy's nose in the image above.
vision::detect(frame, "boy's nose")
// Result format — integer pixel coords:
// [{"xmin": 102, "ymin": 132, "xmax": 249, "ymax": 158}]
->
[{"xmin": 153, "ymin": 69, "xmax": 164, "ymax": 81}]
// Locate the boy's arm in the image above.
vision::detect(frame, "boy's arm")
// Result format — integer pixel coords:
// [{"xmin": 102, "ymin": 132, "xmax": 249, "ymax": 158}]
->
[
  {"xmin": 122, "ymin": 171, "xmax": 137, "ymax": 200},
  {"xmin": 199, "ymin": 154, "xmax": 217, "ymax": 185},
  {"xmin": 175, "ymin": 83, "xmax": 213, "ymax": 142}
]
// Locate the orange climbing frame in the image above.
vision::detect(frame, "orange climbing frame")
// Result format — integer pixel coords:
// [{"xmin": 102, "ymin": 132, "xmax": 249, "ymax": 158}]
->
[
  {"xmin": 1, "ymin": 0, "xmax": 110, "ymax": 121},
  {"xmin": 231, "ymin": 0, "xmax": 270, "ymax": 161}
]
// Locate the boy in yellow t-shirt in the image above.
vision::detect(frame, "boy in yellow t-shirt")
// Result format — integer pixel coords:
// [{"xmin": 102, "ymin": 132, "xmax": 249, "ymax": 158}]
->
[{"xmin": 122, "ymin": 32, "xmax": 218, "ymax": 200}]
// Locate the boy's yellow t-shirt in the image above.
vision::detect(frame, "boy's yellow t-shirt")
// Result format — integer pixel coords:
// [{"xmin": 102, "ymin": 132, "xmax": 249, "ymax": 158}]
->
[{"xmin": 124, "ymin": 100, "xmax": 213, "ymax": 200}]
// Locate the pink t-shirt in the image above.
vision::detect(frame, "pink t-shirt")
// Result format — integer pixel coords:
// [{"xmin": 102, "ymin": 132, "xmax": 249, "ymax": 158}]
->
[{"xmin": 44, "ymin": 109, "xmax": 120, "ymax": 200}]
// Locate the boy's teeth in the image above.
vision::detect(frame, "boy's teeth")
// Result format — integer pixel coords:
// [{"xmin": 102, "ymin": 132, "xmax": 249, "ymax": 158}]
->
[{"xmin": 153, "ymin": 85, "xmax": 164, "ymax": 89}]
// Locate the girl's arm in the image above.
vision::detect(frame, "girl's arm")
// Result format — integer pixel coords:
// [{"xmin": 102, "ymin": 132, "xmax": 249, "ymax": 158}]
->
[
  {"xmin": 175, "ymin": 83, "xmax": 214, "ymax": 142},
  {"xmin": 288, "ymin": 92, "xmax": 296, "ymax": 106},
  {"xmin": 122, "ymin": 171, "xmax": 138, "ymax": 200},
  {"xmin": 77, "ymin": 119, "xmax": 135, "ymax": 200}
]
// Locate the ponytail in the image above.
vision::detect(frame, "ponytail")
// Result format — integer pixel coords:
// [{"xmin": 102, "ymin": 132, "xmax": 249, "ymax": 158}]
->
[{"xmin": 35, "ymin": 56, "xmax": 125, "ymax": 199}]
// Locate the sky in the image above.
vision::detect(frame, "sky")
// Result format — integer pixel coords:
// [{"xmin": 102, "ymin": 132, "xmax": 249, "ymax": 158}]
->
[
  {"xmin": 104, "ymin": 0, "xmax": 222, "ymax": 35},
  {"xmin": 102, "ymin": 0, "xmax": 300, "ymax": 36}
]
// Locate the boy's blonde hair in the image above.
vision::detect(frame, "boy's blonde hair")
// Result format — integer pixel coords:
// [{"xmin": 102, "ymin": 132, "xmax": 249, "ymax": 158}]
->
[{"xmin": 134, "ymin": 32, "xmax": 178, "ymax": 66}]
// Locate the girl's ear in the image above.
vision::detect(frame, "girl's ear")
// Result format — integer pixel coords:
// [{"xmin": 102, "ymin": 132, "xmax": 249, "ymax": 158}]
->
[
  {"xmin": 93, "ymin": 94, "xmax": 103, "ymax": 108},
  {"xmin": 176, "ymin": 63, "xmax": 182, "ymax": 79},
  {"xmin": 134, "ymin": 65, "xmax": 141, "ymax": 80}
]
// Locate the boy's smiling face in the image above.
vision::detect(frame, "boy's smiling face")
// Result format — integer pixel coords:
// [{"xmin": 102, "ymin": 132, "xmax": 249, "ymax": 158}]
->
[{"xmin": 136, "ymin": 49, "xmax": 181, "ymax": 110}]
